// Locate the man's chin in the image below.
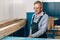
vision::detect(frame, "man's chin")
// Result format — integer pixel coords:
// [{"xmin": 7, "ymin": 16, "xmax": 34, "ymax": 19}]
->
[
  {"xmin": 36, "ymin": 13, "xmax": 40, "ymax": 14},
  {"xmin": 35, "ymin": 12, "xmax": 38, "ymax": 14}
]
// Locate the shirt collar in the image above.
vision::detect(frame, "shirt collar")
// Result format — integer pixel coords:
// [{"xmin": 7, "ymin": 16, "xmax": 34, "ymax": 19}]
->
[{"xmin": 34, "ymin": 11, "xmax": 44, "ymax": 17}]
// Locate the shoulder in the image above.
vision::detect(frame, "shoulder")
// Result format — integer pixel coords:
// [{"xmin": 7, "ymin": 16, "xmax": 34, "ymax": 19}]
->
[
  {"xmin": 32, "ymin": 13, "xmax": 35, "ymax": 16},
  {"xmin": 42, "ymin": 12, "xmax": 49, "ymax": 20},
  {"xmin": 44, "ymin": 13, "xmax": 49, "ymax": 18},
  {"xmin": 32, "ymin": 13, "xmax": 35, "ymax": 18}
]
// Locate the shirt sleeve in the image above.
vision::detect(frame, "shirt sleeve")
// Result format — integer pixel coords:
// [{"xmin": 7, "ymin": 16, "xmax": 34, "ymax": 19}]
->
[{"xmin": 31, "ymin": 15, "xmax": 49, "ymax": 38}]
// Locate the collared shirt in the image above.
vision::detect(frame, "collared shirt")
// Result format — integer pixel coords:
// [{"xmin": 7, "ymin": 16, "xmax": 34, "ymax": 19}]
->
[{"xmin": 30, "ymin": 11, "xmax": 49, "ymax": 38}]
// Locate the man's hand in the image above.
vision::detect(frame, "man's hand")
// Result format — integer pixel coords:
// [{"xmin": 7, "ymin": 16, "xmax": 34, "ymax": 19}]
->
[{"xmin": 28, "ymin": 35, "xmax": 32, "ymax": 38}]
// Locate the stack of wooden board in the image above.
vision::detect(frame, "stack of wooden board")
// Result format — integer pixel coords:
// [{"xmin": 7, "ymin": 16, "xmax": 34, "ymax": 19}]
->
[
  {"xmin": 0, "ymin": 19, "xmax": 26, "ymax": 39},
  {"xmin": 55, "ymin": 25, "xmax": 60, "ymax": 36}
]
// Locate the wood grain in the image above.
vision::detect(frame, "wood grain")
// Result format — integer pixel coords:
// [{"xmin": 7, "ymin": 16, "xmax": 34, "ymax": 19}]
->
[{"xmin": 0, "ymin": 19, "xmax": 26, "ymax": 39}]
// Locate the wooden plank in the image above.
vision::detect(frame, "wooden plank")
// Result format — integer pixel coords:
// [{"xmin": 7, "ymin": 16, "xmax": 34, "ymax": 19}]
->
[
  {"xmin": 55, "ymin": 25, "xmax": 60, "ymax": 36},
  {"xmin": 48, "ymin": 17, "xmax": 54, "ymax": 30},
  {"xmin": 0, "ymin": 18, "xmax": 18, "ymax": 25}
]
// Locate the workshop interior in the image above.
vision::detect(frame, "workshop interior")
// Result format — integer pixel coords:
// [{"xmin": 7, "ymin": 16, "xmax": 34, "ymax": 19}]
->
[{"xmin": 0, "ymin": 0, "xmax": 60, "ymax": 40}]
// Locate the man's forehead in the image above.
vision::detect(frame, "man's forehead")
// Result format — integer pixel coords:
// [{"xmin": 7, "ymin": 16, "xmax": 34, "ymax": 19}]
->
[{"xmin": 34, "ymin": 4, "xmax": 42, "ymax": 7}]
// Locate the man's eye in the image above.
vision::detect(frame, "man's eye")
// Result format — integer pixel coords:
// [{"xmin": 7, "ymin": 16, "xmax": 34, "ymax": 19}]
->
[{"xmin": 34, "ymin": 8, "xmax": 38, "ymax": 9}]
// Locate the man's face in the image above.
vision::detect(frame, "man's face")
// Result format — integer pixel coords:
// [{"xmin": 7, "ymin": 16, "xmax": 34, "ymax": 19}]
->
[{"xmin": 34, "ymin": 3, "xmax": 42, "ymax": 14}]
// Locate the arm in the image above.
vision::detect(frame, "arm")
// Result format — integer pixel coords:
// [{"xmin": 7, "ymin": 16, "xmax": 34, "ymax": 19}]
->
[{"xmin": 28, "ymin": 14, "xmax": 35, "ymax": 37}]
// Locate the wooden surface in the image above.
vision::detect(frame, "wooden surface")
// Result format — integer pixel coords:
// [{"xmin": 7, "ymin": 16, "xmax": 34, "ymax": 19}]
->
[
  {"xmin": 0, "ymin": 19, "xmax": 26, "ymax": 39},
  {"xmin": 48, "ymin": 17, "xmax": 54, "ymax": 30},
  {"xmin": 0, "ymin": 19, "xmax": 22, "ymax": 28},
  {"xmin": 55, "ymin": 25, "xmax": 60, "ymax": 36},
  {"xmin": 0, "ymin": 18, "xmax": 18, "ymax": 25}
]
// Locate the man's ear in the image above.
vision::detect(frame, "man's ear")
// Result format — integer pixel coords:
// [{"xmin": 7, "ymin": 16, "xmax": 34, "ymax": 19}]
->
[
  {"xmin": 40, "ymin": 5, "xmax": 42, "ymax": 10},
  {"xmin": 41, "ymin": 8, "xmax": 42, "ymax": 10}
]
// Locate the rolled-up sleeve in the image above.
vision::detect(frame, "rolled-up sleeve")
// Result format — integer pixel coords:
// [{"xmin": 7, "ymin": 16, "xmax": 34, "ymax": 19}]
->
[{"xmin": 31, "ymin": 15, "xmax": 49, "ymax": 38}]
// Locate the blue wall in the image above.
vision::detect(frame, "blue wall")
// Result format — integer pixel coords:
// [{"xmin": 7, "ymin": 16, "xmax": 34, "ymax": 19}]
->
[{"xmin": 43, "ymin": 2, "xmax": 60, "ymax": 18}]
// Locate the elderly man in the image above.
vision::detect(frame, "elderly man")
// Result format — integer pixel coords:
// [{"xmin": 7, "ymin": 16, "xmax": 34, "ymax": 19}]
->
[{"xmin": 28, "ymin": 1, "xmax": 49, "ymax": 38}]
